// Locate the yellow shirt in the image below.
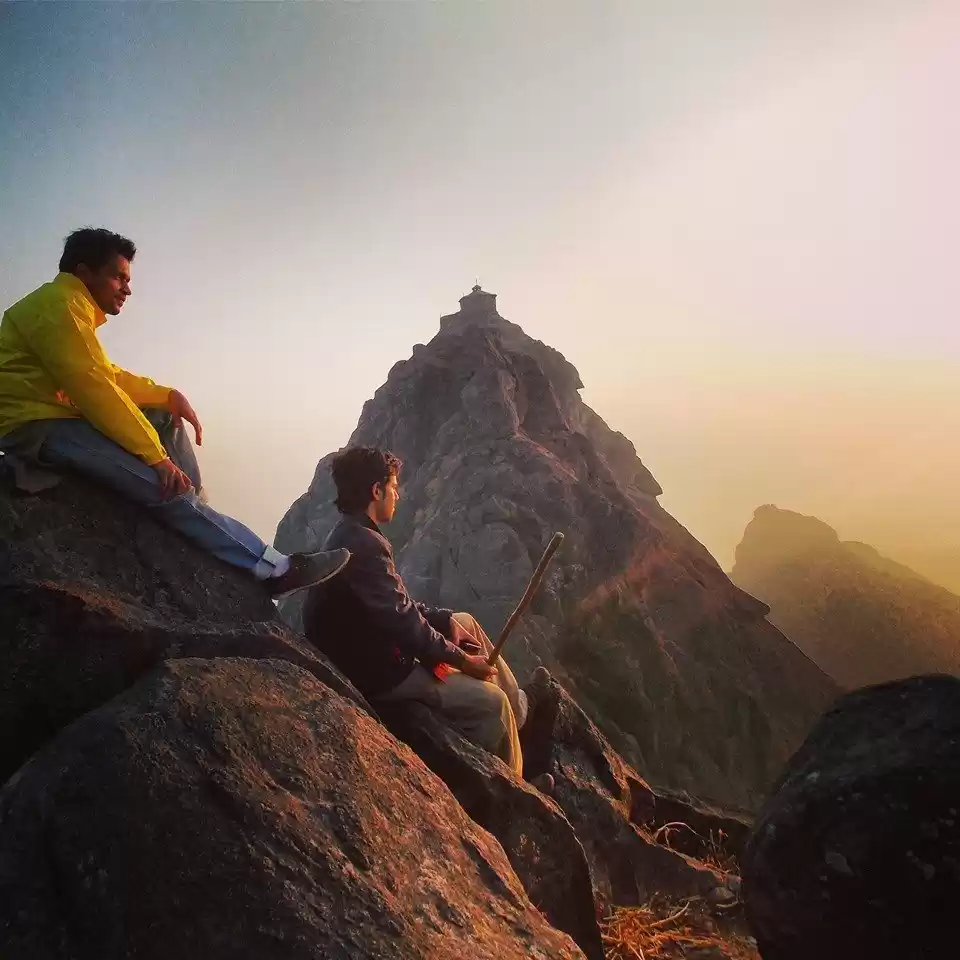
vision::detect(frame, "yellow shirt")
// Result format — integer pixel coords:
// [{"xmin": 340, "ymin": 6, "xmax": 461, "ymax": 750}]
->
[{"xmin": 0, "ymin": 273, "xmax": 171, "ymax": 464}]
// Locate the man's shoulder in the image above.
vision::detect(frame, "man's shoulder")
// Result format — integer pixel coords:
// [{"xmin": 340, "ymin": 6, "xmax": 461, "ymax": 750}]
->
[
  {"xmin": 325, "ymin": 515, "xmax": 391, "ymax": 555},
  {"xmin": 5, "ymin": 281, "xmax": 52, "ymax": 317},
  {"xmin": 6, "ymin": 278, "xmax": 89, "ymax": 324}
]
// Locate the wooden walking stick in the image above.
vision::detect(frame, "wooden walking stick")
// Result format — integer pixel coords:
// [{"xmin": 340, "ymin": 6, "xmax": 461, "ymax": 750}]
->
[{"xmin": 487, "ymin": 532, "xmax": 564, "ymax": 667}]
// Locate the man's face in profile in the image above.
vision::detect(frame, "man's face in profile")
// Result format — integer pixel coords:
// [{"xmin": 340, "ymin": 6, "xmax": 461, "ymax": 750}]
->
[
  {"xmin": 77, "ymin": 254, "xmax": 132, "ymax": 316},
  {"xmin": 374, "ymin": 472, "xmax": 400, "ymax": 524}
]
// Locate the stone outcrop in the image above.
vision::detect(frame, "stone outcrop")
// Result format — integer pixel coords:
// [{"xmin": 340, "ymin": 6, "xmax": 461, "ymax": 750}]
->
[
  {"xmin": 521, "ymin": 668, "xmax": 738, "ymax": 910},
  {"xmin": 381, "ymin": 670, "xmax": 758, "ymax": 958},
  {"xmin": 0, "ymin": 477, "xmax": 368, "ymax": 783},
  {"xmin": 276, "ymin": 286, "xmax": 838, "ymax": 809},
  {"xmin": 0, "ymin": 657, "xmax": 583, "ymax": 960},
  {"xmin": 0, "ymin": 479, "xmax": 588, "ymax": 957},
  {"xmin": 742, "ymin": 675, "xmax": 960, "ymax": 960},
  {"xmin": 732, "ymin": 504, "xmax": 960, "ymax": 688},
  {"xmin": 379, "ymin": 700, "xmax": 603, "ymax": 959}
]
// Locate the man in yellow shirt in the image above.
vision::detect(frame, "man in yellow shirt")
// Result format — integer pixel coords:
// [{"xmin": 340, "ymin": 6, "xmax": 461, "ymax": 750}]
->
[{"xmin": 0, "ymin": 228, "xmax": 348, "ymax": 596}]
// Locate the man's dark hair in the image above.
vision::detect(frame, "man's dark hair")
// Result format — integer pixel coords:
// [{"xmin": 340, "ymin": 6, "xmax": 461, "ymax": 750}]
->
[
  {"xmin": 59, "ymin": 228, "xmax": 136, "ymax": 274},
  {"xmin": 331, "ymin": 447, "xmax": 403, "ymax": 514}
]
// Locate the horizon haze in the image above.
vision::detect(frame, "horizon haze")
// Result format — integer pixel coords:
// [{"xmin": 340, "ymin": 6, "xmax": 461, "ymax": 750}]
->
[{"xmin": 1, "ymin": 1, "xmax": 957, "ymax": 592}]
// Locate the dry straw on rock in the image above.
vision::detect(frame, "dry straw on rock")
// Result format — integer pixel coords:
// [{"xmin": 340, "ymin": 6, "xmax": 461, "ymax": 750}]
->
[{"xmin": 601, "ymin": 896, "xmax": 759, "ymax": 960}]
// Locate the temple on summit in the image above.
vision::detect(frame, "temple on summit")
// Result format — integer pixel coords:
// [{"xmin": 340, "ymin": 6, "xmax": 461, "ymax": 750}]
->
[{"xmin": 440, "ymin": 283, "xmax": 502, "ymax": 328}]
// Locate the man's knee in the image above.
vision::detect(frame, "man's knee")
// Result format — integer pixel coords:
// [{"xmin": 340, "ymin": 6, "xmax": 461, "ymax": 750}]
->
[
  {"xmin": 452, "ymin": 612, "xmax": 492, "ymax": 653},
  {"xmin": 452, "ymin": 611, "xmax": 480, "ymax": 635},
  {"xmin": 142, "ymin": 407, "xmax": 202, "ymax": 490},
  {"xmin": 141, "ymin": 407, "xmax": 174, "ymax": 433}
]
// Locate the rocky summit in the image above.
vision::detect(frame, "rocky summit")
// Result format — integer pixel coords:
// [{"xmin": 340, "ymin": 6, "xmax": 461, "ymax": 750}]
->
[{"xmin": 276, "ymin": 286, "xmax": 838, "ymax": 809}]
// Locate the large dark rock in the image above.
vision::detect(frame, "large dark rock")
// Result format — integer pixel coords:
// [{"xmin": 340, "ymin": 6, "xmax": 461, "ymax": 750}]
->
[
  {"xmin": 0, "ymin": 479, "xmax": 368, "ymax": 784},
  {"xmin": 0, "ymin": 657, "xmax": 584, "ymax": 959},
  {"xmin": 1, "ymin": 474, "xmax": 275, "ymax": 626},
  {"xmin": 742, "ymin": 674, "xmax": 960, "ymax": 960},
  {"xmin": 521, "ymin": 668, "xmax": 732, "ymax": 910},
  {"xmin": 732, "ymin": 504, "xmax": 960, "ymax": 688},
  {"xmin": 379, "ymin": 700, "xmax": 603, "ymax": 960},
  {"xmin": 276, "ymin": 286, "xmax": 838, "ymax": 809}
]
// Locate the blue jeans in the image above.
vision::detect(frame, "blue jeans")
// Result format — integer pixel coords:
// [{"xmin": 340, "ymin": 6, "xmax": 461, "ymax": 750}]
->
[{"xmin": 38, "ymin": 409, "xmax": 284, "ymax": 577}]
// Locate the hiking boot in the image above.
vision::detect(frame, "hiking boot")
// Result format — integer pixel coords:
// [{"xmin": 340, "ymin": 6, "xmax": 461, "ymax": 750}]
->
[
  {"xmin": 266, "ymin": 548, "xmax": 350, "ymax": 598},
  {"xmin": 528, "ymin": 772, "xmax": 555, "ymax": 796},
  {"xmin": 532, "ymin": 665, "xmax": 552, "ymax": 686}
]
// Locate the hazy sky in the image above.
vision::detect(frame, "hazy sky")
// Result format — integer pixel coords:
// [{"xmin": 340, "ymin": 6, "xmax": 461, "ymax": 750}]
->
[{"xmin": 2, "ymin": 1, "xmax": 957, "ymax": 589}]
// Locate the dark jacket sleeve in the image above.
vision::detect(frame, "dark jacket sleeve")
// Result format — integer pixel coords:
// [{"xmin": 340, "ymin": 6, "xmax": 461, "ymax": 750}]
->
[
  {"xmin": 414, "ymin": 601, "xmax": 454, "ymax": 637},
  {"xmin": 342, "ymin": 525, "xmax": 465, "ymax": 669}
]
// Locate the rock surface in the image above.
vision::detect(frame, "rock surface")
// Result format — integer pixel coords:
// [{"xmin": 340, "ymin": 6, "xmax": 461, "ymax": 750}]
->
[
  {"xmin": 1, "ymin": 470, "xmax": 275, "ymax": 625},
  {"xmin": 1, "ymin": 478, "xmax": 591, "ymax": 956},
  {"xmin": 0, "ymin": 478, "xmax": 367, "ymax": 783},
  {"xmin": 521, "ymin": 668, "xmax": 734, "ymax": 910},
  {"xmin": 0, "ymin": 657, "xmax": 584, "ymax": 960},
  {"xmin": 742, "ymin": 674, "xmax": 960, "ymax": 960},
  {"xmin": 379, "ymin": 700, "xmax": 603, "ymax": 960},
  {"xmin": 732, "ymin": 504, "xmax": 960, "ymax": 688},
  {"xmin": 532, "ymin": 666, "xmax": 753, "ymax": 864},
  {"xmin": 276, "ymin": 286, "xmax": 838, "ymax": 808}
]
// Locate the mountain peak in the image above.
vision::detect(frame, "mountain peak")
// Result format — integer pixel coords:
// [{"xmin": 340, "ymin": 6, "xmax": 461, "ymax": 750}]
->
[{"xmin": 276, "ymin": 288, "xmax": 836, "ymax": 808}]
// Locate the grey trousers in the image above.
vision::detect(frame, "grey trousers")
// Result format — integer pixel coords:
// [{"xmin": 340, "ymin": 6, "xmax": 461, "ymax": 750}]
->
[{"xmin": 375, "ymin": 612, "xmax": 524, "ymax": 777}]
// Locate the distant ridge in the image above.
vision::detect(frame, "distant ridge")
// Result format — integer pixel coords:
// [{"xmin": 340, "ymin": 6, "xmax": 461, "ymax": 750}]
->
[{"xmin": 732, "ymin": 504, "xmax": 960, "ymax": 688}]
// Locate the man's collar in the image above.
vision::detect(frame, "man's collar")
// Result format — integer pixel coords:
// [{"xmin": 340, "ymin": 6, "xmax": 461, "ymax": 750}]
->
[
  {"xmin": 346, "ymin": 511, "xmax": 382, "ymax": 535},
  {"xmin": 54, "ymin": 272, "xmax": 92, "ymax": 296},
  {"xmin": 53, "ymin": 273, "xmax": 107, "ymax": 327}
]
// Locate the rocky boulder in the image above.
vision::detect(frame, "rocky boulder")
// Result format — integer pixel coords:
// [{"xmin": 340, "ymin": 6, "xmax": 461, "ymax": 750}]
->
[
  {"xmin": 378, "ymin": 700, "xmax": 603, "ymax": 959},
  {"xmin": 521, "ymin": 668, "xmax": 735, "ymax": 910},
  {"xmin": 276, "ymin": 286, "xmax": 838, "ymax": 809},
  {"xmin": 742, "ymin": 674, "xmax": 960, "ymax": 960},
  {"xmin": 1, "ymin": 470, "xmax": 275, "ymax": 625},
  {"xmin": 0, "ymin": 657, "xmax": 584, "ymax": 959},
  {"xmin": 0, "ymin": 478, "xmax": 367, "ymax": 783}
]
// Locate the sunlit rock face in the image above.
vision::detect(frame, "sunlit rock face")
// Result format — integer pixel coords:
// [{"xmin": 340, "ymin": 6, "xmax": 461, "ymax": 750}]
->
[
  {"xmin": 732, "ymin": 504, "xmax": 960, "ymax": 688},
  {"xmin": 0, "ymin": 477, "xmax": 584, "ymax": 960},
  {"xmin": 277, "ymin": 287, "xmax": 838, "ymax": 809}
]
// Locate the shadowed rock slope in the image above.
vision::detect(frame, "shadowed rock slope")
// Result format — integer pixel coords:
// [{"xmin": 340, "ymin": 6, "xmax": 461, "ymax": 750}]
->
[
  {"xmin": 0, "ymin": 479, "xmax": 585, "ymax": 959},
  {"xmin": 276, "ymin": 286, "xmax": 838, "ymax": 809},
  {"xmin": 732, "ymin": 505, "xmax": 960, "ymax": 688}
]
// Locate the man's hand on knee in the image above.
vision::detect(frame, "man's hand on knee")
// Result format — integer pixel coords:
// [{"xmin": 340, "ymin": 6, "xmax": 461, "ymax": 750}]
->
[
  {"xmin": 153, "ymin": 457, "xmax": 194, "ymax": 500},
  {"xmin": 167, "ymin": 389, "xmax": 203, "ymax": 446},
  {"xmin": 459, "ymin": 655, "xmax": 498, "ymax": 682}
]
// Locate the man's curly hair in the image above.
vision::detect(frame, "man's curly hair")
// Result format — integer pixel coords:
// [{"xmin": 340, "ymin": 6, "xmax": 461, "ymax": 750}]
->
[
  {"xmin": 331, "ymin": 447, "xmax": 403, "ymax": 514},
  {"xmin": 59, "ymin": 228, "xmax": 136, "ymax": 273}
]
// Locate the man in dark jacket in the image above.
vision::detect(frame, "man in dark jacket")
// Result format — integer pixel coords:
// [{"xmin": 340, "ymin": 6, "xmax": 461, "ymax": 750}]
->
[{"xmin": 302, "ymin": 447, "xmax": 526, "ymax": 776}]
